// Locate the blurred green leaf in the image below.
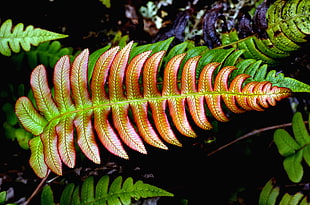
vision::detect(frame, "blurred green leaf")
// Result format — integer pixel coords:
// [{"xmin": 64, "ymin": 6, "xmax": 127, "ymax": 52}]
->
[
  {"xmin": 41, "ymin": 186, "xmax": 55, "ymax": 205},
  {"xmin": 283, "ymin": 151, "xmax": 303, "ymax": 183},
  {"xmin": 0, "ymin": 191, "xmax": 6, "ymax": 205},
  {"xmin": 279, "ymin": 192, "xmax": 304, "ymax": 205},
  {"xmin": 274, "ymin": 129, "xmax": 299, "ymax": 157},
  {"xmin": 15, "ymin": 128, "xmax": 32, "ymax": 149},
  {"xmin": 259, "ymin": 179, "xmax": 280, "ymax": 205},
  {"xmin": 292, "ymin": 112, "xmax": 310, "ymax": 145},
  {"xmin": 99, "ymin": 0, "xmax": 111, "ymax": 8},
  {"xmin": 2, "ymin": 103, "xmax": 18, "ymax": 126}
]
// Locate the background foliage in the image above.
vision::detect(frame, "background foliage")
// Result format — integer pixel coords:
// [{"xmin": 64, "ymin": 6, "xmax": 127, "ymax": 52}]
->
[{"xmin": 0, "ymin": 0, "xmax": 309, "ymax": 204}]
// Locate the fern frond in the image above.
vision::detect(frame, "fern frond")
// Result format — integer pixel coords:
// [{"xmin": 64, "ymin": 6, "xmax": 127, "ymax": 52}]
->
[
  {"xmin": 16, "ymin": 40, "xmax": 302, "ymax": 177},
  {"xmin": 220, "ymin": 0, "xmax": 310, "ymax": 65},
  {"xmin": 39, "ymin": 175, "xmax": 173, "ymax": 205},
  {"xmin": 0, "ymin": 19, "xmax": 68, "ymax": 56}
]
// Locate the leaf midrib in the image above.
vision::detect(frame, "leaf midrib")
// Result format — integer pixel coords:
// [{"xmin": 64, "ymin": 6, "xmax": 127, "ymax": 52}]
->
[{"xmin": 47, "ymin": 90, "xmax": 289, "ymax": 126}]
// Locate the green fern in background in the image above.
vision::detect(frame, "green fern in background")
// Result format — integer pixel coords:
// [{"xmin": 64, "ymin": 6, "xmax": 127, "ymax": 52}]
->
[
  {"xmin": 259, "ymin": 178, "xmax": 310, "ymax": 205},
  {"xmin": 41, "ymin": 175, "xmax": 173, "ymax": 205},
  {"xmin": 11, "ymin": 40, "xmax": 74, "ymax": 69},
  {"xmin": 0, "ymin": 175, "xmax": 173, "ymax": 205},
  {"xmin": 220, "ymin": 0, "xmax": 310, "ymax": 65},
  {"xmin": 0, "ymin": 19, "xmax": 68, "ymax": 56}
]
